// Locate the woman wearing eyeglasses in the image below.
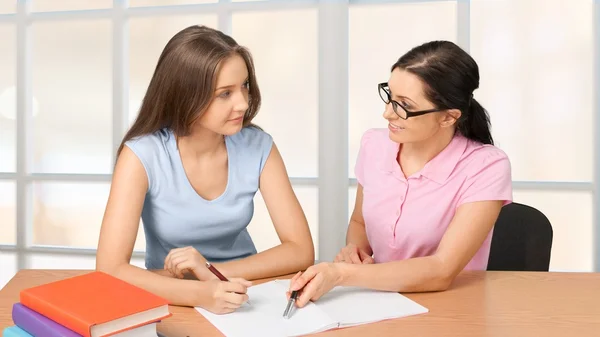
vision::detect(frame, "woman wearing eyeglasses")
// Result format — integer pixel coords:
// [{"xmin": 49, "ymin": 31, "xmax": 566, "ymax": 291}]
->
[{"xmin": 288, "ymin": 40, "xmax": 513, "ymax": 307}]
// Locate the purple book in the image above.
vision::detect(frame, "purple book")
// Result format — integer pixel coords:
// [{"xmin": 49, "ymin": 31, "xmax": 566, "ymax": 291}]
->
[{"xmin": 12, "ymin": 303, "xmax": 82, "ymax": 337}]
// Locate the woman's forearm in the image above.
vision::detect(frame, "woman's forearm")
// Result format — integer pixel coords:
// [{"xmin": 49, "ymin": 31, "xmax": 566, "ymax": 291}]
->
[
  {"xmin": 217, "ymin": 241, "xmax": 314, "ymax": 280},
  {"xmin": 337, "ymin": 255, "xmax": 453, "ymax": 293},
  {"xmin": 98, "ymin": 263, "xmax": 202, "ymax": 306},
  {"xmin": 346, "ymin": 220, "xmax": 372, "ymax": 255}
]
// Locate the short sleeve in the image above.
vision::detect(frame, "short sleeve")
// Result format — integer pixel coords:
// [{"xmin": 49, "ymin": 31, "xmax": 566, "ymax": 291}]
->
[
  {"xmin": 458, "ymin": 149, "xmax": 513, "ymax": 206},
  {"xmin": 258, "ymin": 130, "xmax": 273, "ymax": 173},
  {"xmin": 123, "ymin": 133, "xmax": 166, "ymax": 194},
  {"xmin": 354, "ymin": 129, "xmax": 376, "ymax": 186},
  {"xmin": 240, "ymin": 125, "xmax": 273, "ymax": 173}
]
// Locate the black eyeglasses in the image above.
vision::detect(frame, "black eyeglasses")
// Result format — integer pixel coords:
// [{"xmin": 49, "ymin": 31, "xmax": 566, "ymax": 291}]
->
[{"xmin": 378, "ymin": 82, "xmax": 446, "ymax": 120}]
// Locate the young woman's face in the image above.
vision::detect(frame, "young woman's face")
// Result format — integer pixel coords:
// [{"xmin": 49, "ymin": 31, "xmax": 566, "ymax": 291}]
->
[
  {"xmin": 196, "ymin": 53, "xmax": 250, "ymax": 136},
  {"xmin": 383, "ymin": 68, "xmax": 458, "ymax": 144}
]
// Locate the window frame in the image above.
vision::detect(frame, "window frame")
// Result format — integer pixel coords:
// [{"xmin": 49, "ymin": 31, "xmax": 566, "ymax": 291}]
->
[{"xmin": 0, "ymin": 0, "xmax": 597, "ymax": 272}]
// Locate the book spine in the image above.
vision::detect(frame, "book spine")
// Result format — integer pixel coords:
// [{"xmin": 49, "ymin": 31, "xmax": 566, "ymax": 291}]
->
[
  {"xmin": 2, "ymin": 326, "xmax": 34, "ymax": 337},
  {"xmin": 12, "ymin": 303, "xmax": 83, "ymax": 337},
  {"xmin": 20, "ymin": 291, "xmax": 91, "ymax": 337}
]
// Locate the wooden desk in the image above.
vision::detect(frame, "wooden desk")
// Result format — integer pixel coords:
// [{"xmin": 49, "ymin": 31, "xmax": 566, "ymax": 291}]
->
[{"xmin": 1, "ymin": 270, "xmax": 600, "ymax": 337}]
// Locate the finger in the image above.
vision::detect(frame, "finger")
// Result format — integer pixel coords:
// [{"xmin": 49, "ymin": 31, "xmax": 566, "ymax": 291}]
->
[
  {"xmin": 359, "ymin": 250, "xmax": 375, "ymax": 264},
  {"xmin": 224, "ymin": 292, "xmax": 248, "ymax": 306},
  {"xmin": 164, "ymin": 249, "xmax": 185, "ymax": 270},
  {"xmin": 348, "ymin": 251, "xmax": 362, "ymax": 264},
  {"xmin": 169, "ymin": 256, "xmax": 189, "ymax": 278},
  {"xmin": 334, "ymin": 253, "xmax": 344, "ymax": 263},
  {"xmin": 215, "ymin": 307, "xmax": 235, "ymax": 315},
  {"xmin": 173, "ymin": 260, "xmax": 197, "ymax": 279},
  {"xmin": 295, "ymin": 275, "xmax": 321, "ymax": 307},
  {"xmin": 230, "ymin": 278, "xmax": 252, "ymax": 287},
  {"xmin": 223, "ymin": 280, "xmax": 248, "ymax": 294},
  {"xmin": 291, "ymin": 267, "xmax": 318, "ymax": 291},
  {"xmin": 289, "ymin": 271, "xmax": 302, "ymax": 290},
  {"xmin": 224, "ymin": 302, "xmax": 243, "ymax": 310}
]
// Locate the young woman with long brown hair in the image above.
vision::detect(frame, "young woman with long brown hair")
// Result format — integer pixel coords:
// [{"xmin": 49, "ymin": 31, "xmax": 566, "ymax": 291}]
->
[{"xmin": 96, "ymin": 25, "xmax": 314, "ymax": 314}]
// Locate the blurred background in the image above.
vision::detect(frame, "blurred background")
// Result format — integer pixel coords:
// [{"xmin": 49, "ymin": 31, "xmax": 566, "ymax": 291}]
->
[{"xmin": 0, "ymin": 0, "xmax": 598, "ymax": 288}]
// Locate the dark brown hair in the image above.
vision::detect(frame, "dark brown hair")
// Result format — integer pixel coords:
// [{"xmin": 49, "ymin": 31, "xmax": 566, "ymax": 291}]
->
[
  {"xmin": 117, "ymin": 25, "xmax": 261, "ymax": 156},
  {"xmin": 392, "ymin": 40, "xmax": 493, "ymax": 145}
]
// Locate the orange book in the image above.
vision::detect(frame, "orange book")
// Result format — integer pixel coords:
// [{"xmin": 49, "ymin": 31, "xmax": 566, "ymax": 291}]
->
[{"xmin": 20, "ymin": 271, "xmax": 172, "ymax": 337}]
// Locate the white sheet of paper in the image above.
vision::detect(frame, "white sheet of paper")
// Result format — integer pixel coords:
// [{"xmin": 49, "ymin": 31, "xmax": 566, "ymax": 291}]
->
[
  {"xmin": 195, "ymin": 281, "xmax": 337, "ymax": 337},
  {"xmin": 274, "ymin": 279, "xmax": 429, "ymax": 327},
  {"xmin": 196, "ymin": 279, "xmax": 428, "ymax": 337}
]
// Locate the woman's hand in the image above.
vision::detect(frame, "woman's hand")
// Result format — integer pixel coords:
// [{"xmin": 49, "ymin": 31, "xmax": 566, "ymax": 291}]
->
[
  {"xmin": 334, "ymin": 243, "xmax": 374, "ymax": 264},
  {"xmin": 287, "ymin": 262, "xmax": 344, "ymax": 308},
  {"xmin": 164, "ymin": 246, "xmax": 216, "ymax": 280},
  {"xmin": 197, "ymin": 278, "xmax": 252, "ymax": 314}
]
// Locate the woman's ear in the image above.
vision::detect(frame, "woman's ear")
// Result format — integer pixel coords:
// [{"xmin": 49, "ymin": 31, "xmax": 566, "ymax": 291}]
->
[{"xmin": 440, "ymin": 109, "xmax": 461, "ymax": 128}]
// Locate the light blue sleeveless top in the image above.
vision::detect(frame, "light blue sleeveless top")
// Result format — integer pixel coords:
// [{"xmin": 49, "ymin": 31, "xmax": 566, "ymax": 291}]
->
[{"xmin": 125, "ymin": 126, "xmax": 273, "ymax": 269}]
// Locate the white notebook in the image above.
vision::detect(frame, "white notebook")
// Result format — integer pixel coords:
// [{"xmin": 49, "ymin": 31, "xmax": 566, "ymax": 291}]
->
[{"xmin": 195, "ymin": 279, "xmax": 428, "ymax": 337}]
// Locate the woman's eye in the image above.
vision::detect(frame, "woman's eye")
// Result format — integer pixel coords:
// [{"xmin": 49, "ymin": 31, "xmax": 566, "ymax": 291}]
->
[
  {"xmin": 400, "ymin": 101, "xmax": 411, "ymax": 109},
  {"xmin": 219, "ymin": 91, "xmax": 231, "ymax": 99}
]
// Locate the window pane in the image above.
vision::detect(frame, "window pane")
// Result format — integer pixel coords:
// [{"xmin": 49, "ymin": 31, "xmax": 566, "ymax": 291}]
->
[
  {"xmin": 0, "ymin": 251, "xmax": 17, "ymax": 289},
  {"xmin": 232, "ymin": 9, "xmax": 318, "ymax": 177},
  {"xmin": 471, "ymin": 0, "xmax": 593, "ymax": 181},
  {"xmin": 248, "ymin": 186, "xmax": 319, "ymax": 259},
  {"xmin": 129, "ymin": 15, "xmax": 218, "ymax": 126},
  {"xmin": 0, "ymin": 25, "xmax": 16, "ymax": 173},
  {"xmin": 32, "ymin": 0, "xmax": 111, "ymax": 12},
  {"xmin": 0, "ymin": 181, "xmax": 16, "ymax": 244},
  {"xmin": 26, "ymin": 253, "xmax": 96, "ymax": 269},
  {"xmin": 348, "ymin": 186, "xmax": 357, "ymax": 224},
  {"xmin": 513, "ymin": 191, "xmax": 593, "ymax": 272},
  {"xmin": 129, "ymin": 0, "xmax": 217, "ymax": 7},
  {"xmin": 32, "ymin": 182, "xmax": 146, "ymax": 251},
  {"xmin": 348, "ymin": 1, "xmax": 457, "ymax": 177},
  {"xmin": 33, "ymin": 20, "xmax": 112, "ymax": 174},
  {"xmin": 0, "ymin": 2, "xmax": 16, "ymax": 14},
  {"xmin": 25, "ymin": 253, "xmax": 147, "ymax": 269}
]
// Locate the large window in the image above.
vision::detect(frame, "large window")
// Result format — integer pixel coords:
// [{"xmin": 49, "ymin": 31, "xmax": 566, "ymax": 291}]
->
[{"xmin": 0, "ymin": 0, "xmax": 598, "ymax": 288}]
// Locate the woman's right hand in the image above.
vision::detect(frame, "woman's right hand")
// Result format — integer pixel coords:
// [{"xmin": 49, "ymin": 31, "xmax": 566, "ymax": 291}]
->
[
  {"xmin": 334, "ymin": 243, "xmax": 374, "ymax": 264},
  {"xmin": 197, "ymin": 278, "xmax": 252, "ymax": 314}
]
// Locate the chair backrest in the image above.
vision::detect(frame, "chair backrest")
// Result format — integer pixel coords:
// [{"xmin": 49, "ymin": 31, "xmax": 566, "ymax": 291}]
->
[{"xmin": 487, "ymin": 202, "xmax": 553, "ymax": 271}]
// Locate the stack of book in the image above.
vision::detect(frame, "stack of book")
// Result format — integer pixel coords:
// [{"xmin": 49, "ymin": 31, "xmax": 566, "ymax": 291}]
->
[{"xmin": 2, "ymin": 271, "xmax": 171, "ymax": 337}]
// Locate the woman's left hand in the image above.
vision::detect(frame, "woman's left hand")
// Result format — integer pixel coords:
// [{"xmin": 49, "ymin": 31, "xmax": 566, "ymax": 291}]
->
[
  {"xmin": 287, "ymin": 262, "xmax": 344, "ymax": 308},
  {"xmin": 164, "ymin": 246, "xmax": 216, "ymax": 280}
]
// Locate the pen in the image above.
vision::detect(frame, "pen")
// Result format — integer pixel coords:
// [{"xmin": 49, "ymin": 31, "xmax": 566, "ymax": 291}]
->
[
  {"xmin": 205, "ymin": 261, "xmax": 251, "ymax": 305},
  {"xmin": 283, "ymin": 290, "xmax": 299, "ymax": 319}
]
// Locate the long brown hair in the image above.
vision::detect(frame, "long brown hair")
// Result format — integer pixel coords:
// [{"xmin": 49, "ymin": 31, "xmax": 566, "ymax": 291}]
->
[{"xmin": 117, "ymin": 25, "xmax": 261, "ymax": 156}]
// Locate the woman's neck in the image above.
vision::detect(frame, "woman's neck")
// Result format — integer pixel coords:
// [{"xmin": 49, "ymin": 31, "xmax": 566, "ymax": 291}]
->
[
  {"xmin": 399, "ymin": 129, "xmax": 456, "ymax": 172},
  {"xmin": 177, "ymin": 127, "xmax": 225, "ymax": 159}
]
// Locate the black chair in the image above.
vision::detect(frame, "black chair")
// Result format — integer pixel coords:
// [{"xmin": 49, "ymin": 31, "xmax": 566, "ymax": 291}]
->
[{"xmin": 487, "ymin": 202, "xmax": 553, "ymax": 271}]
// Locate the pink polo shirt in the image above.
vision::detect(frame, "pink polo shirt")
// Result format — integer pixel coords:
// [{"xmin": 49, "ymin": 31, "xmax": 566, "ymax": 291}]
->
[{"xmin": 355, "ymin": 129, "xmax": 512, "ymax": 271}]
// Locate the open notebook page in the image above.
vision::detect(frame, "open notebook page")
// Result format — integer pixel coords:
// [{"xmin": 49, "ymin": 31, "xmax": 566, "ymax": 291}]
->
[
  {"xmin": 195, "ymin": 281, "xmax": 337, "ymax": 337},
  {"xmin": 274, "ymin": 279, "xmax": 429, "ymax": 327}
]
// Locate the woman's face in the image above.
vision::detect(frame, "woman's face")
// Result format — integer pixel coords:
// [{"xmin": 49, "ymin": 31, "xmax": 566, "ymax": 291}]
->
[
  {"xmin": 382, "ymin": 68, "xmax": 459, "ymax": 144},
  {"xmin": 195, "ymin": 54, "xmax": 250, "ymax": 136}
]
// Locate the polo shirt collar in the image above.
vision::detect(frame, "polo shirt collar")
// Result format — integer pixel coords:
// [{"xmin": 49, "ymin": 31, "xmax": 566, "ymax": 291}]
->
[{"xmin": 383, "ymin": 132, "xmax": 468, "ymax": 184}]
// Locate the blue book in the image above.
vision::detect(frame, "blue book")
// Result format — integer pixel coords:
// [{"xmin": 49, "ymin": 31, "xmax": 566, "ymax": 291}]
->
[{"xmin": 3, "ymin": 326, "xmax": 33, "ymax": 337}]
